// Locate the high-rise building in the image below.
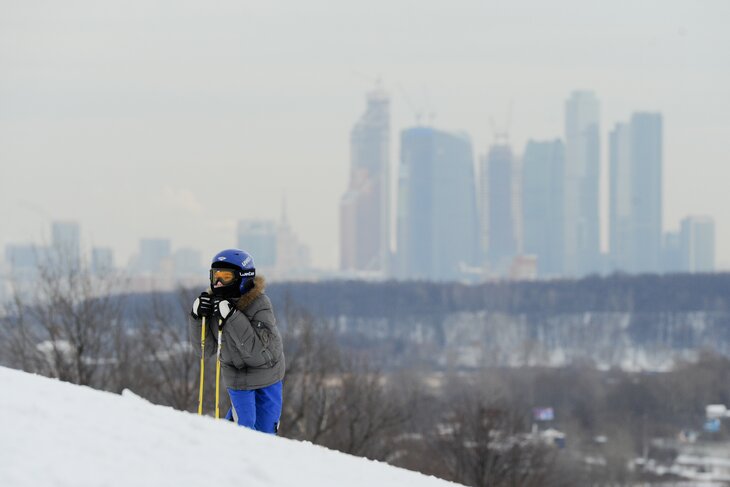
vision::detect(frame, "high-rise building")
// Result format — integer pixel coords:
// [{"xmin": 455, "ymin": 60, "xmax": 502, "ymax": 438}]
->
[
  {"xmin": 3, "ymin": 243, "xmax": 45, "ymax": 295},
  {"xmin": 680, "ymin": 216, "xmax": 715, "ymax": 273},
  {"xmin": 172, "ymin": 247, "xmax": 202, "ymax": 277},
  {"xmin": 137, "ymin": 238, "xmax": 171, "ymax": 274},
  {"xmin": 631, "ymin": 113, "xmax": 663, "ymax": 272},
  {"xmin": 339, "ymin": 85, "xmax": 390, "ymax": 274},
  {"xmin": 237, "ymin": 212, "xmax": 311, "ymax": 278},
  {"xmin": 483, "ymin": 143, "xmax": 517, "ymax": 274},
  {"xmin": 564, "ymin": 91, "xmax": 600, "ymax": 276},
  {"xmin": 91, "ymin": 247, "xmax": 114, "ymax": 275},
  {"xmin": 5, "ymin": 244, "xmax": 41, "ymax": 271},
  {"xmin": 51, "ymin": 221, "xmax": 81, "ymax": 269},
  {"xmin": 237, "ymin": 220, "xmax": 277, "ymax": 268},
  {"xmin": 609, "ymin": 113, "xmax": 663, "ymax": 273},
  {"xmin": 477, "ymin": 148, "xmax": 490, "ymax": 266},
  {"xmin": 522, "ymin": 139, "xmax": 565, "ymax": 277},
  {"xmin": 609, "ymin": 122, "xmax": 632, "ymax": 271},
  {"xmin": 396, "ymin": 127, "xmax": 479, "ymax": 281},
  {"xmin": 276, "ymin": 216, "xmax": 311, "ymax": 278}
]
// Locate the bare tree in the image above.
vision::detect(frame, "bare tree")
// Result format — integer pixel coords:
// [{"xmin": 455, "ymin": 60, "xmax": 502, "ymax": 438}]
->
[
  {"xmin": 129, "ymin": 288, "xmax": 201, "ymax": 411},
  {"xmin": 323, "ymin": 362, "xmax": 410, "ymax": 460},
  {"xmin": 279, "ymin": 305, "xmax": 409, "ymax": 460},
  {"xmin": 279, "ymin": 306, "xmax": 344, "ymax": 442},
  {"xmin": 1, "ymin": 247, "xmax": 125, "ymax": 388},
  {"xmin": 0, "ymin": 293, "xmax": 40, "ymax": 371},
  {"xmin": 436, "ymin": 393, "xmax": 557, "ymax": 487}
]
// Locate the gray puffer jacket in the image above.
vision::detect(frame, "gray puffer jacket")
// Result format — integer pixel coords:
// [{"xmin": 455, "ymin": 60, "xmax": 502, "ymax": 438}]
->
[{"xmin": 189, "ymin": 276, "xmax": 285, "ymax": 390}]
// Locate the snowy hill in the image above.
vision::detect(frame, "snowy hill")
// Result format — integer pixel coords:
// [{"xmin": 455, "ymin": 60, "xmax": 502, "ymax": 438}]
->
[{"xmin": 0, "ymin": 367, "xmax": 460, "ymax": 487}]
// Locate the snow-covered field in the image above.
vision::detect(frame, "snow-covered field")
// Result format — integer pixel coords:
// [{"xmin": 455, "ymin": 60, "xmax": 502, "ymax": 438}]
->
[{"xmin": 0, "ymin": 367, "xmax": 461, "ymax": 487}]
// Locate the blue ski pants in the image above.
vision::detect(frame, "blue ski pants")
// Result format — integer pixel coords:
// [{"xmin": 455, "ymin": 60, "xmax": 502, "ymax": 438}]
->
[{"xmin": 224, "ymin": 381, "xmax": 282, "ymax": 434}]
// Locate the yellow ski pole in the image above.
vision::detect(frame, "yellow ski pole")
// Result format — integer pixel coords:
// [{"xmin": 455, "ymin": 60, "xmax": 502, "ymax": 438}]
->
[
  {"xmin": 215, "ymin": 318, "xmax": 223, "ymax": 419},
  {"xmin": 197, "ymin": 316, "xmax": 207, "ymax": 415}
]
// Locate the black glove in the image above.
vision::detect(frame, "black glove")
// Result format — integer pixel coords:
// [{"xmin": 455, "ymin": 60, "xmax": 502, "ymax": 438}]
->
[
  {"xmin": 214, "ymin": 299, "xmax": 235, "ymax": 322},
  {"xmin": 191, "ymin": 292, "xmax": 214, "ymax": 319}
]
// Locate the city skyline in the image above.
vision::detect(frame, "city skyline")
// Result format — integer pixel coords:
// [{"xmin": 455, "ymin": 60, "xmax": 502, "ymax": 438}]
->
[
  {"xmin": 1, "ymin": 1, "xmax": 728, "ymax": 270},
  {"xmin": 2, "ymin": 91, "xmax": 718, "ymax": 283},
  {"xmin": 3, "ymin": 86, "xmax": 720, "ymax": 280},
  {"xmin": 340, "ymin": 87, "xmax": 713, "ymax": 280}
]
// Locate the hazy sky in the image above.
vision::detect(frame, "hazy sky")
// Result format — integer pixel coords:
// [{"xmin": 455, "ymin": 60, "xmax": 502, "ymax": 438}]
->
[{"xmin": 1, "ymin": 1, "xmax": 729, "ymax": 270}]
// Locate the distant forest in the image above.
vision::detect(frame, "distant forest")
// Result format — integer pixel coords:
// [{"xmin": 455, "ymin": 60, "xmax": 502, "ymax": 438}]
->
[
  {"xmin": 265, "ymin": 273, "xmax": 730, "ymax": 319},
  {"xmin": 5, "ymin": 265, "xmax": 729, "ymax": 486}
]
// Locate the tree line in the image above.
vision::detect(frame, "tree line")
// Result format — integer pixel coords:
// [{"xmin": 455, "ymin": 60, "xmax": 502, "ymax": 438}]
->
[
  {"xmin": 267, "ymin": 272, "xmax": 730, "ymax": 318},
  {"xmin": 2, "ymin": 258, "xmax": 729, "ymax": 486}
]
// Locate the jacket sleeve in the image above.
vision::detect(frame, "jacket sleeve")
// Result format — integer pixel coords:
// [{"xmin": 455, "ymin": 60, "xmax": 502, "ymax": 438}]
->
[{"xmin": 189, "ymin": 314, "xmax": 217, "ymax": 359}]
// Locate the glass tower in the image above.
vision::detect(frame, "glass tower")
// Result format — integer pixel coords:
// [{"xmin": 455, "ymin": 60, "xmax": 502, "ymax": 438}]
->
[
  {"xmin": 339, "ymin": 85, "xmax": 390, "ymax": 273},
  {"xmin": 484, "ymin": 144, "xmax": 517, "ymax": 274},
  {"xmin": 522, "ymin": 139, "xmax": 565, "ymax": 277},
  {"xmin": 609, "ymin": 113, "xmax": 662, "ymax": 273},
  {"xmin": 396, "ymin": 127, "xmax": 479, "ymax": 281},
  {"xmin": 564, "ymin": 91, "xmax": 600, "ymax": 276}
]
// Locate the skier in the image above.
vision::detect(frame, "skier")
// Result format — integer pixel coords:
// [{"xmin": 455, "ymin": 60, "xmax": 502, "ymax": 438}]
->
[{"xmin": 190, "ymin": 248, "xmax": 285, "ymax": 434}]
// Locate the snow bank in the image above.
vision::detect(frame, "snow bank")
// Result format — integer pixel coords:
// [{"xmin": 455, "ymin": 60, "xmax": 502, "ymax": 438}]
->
[{"xmin": 0, "ymin": 367, "xmax": 460, "ymax": 487}]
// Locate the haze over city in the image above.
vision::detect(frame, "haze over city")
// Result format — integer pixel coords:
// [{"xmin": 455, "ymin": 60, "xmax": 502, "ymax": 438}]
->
[
  {"xmin": 1, "ymin": 0, "xmax": 729, "ymax": 272},
  {"xmin": 5, "ymin": 3, "xmax": 730, "ymax": 484}
]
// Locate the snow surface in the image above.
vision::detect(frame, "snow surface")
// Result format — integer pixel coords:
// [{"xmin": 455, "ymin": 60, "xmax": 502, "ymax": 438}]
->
[{"xmin": 0, "ymin": 367, "xmax": 461, "ymax": 487}]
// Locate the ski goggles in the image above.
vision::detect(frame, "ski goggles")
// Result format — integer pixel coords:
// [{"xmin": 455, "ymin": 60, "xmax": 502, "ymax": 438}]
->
[{"xmin": 210, "ymin": 269, "xmax": 237, "ymax": 286}]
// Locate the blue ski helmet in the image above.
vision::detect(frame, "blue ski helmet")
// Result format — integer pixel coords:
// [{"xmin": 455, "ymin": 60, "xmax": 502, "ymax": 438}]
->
[{"xmin": 210, "ymin": 248, "xmax": 256, "ymax": 297}]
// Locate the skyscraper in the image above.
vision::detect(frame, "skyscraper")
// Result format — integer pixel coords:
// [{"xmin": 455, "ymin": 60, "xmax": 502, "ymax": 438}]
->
[
  {"xmin": 680, "ymin": 216, "xmax": 715, "ymax": 273},
  {"xmin": 609, "ymin": 122, "xmax": 632, "ymax": 271},
  {"xmin": 237, "ymin": 220, "xmax": 277, "ymax": 268},
  {"xmin": 91, "ymin": 247, "xmax": 114, "ymax": 275},
  {"xmin": 51, "ymin": 221, "xmax": 81, "ymax": 269},
  {"xmin": 477, "ymin": 147, "xmax": 490, "ymax": 266},
  {"xmin": 396, "ymin": 127, "xmax": 479, "ymax": 281},
  {"xmin": 339, "ymin": 85, "xmax": 390, "ymax": 274},
  {"xmin": 5, "ymin": 244, "xmax": 41, "ymax": 272},
  {"xmin": 237, "ymin": 212, "xmax": 310, "ymax": 279},
  {"xmin": 522, "ymin": 139, "xmax": 565, "ymax": 277},
  {"xmin": 483, "ymin": 143, "xmax": 517, "ymax": 274},
  {"xmin": 630, "ymin": 113, "xmax": 663, "ymax": 272},
  {"xmin": 609, "ymin": 113, "xmax": 663, "ymax": 273},
  {"xmin": 564, "ymin": 91, "xmax": 600, "ymax": 276},
  {"xmin": 172, "ymin": 247, "xmax": 201, "ymax": 277},
  {"xmin": 276, "ymin": 204, "xmax": 311, "ymax": 277},
  {"xmin": 137, "ymin": 238, "xmax": 171, "ymax": 273}
]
